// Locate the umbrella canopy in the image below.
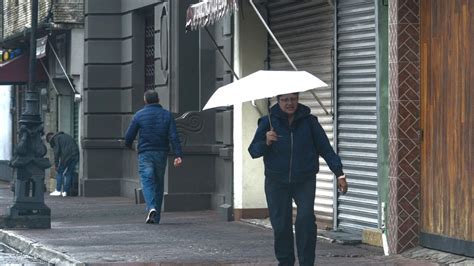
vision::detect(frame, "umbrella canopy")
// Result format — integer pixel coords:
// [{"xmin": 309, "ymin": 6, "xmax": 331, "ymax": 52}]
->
[{"xmin": 203, "ymin": 70, "xmax": 328, "ymax": 110}]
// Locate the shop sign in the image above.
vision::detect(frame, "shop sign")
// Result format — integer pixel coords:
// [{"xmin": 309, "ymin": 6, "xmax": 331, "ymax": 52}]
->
[{"xmin": 0, "ymin": 48, "xmax": 23, "ymax": 63}]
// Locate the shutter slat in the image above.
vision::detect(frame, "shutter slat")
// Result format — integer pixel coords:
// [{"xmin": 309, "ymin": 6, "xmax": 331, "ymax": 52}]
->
[{"xmin": 336, "ymin": 0, "xmax": 379, "ymax": 232}]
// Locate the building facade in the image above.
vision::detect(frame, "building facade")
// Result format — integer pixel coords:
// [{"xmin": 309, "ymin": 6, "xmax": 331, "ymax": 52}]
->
[{"xmin": 83, "ymin": 0, "xmax": 234, "ymax": 216}]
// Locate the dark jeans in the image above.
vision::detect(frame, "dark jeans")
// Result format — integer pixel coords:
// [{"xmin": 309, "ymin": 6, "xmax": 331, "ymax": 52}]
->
[
  {"xmin": 265, "ymin": 177, "xmax": 317, "ymax": 266},
  {"xmin": 56, "ymin": 156, "xmax": 79, "ymax": 193},
  {"xmin": 138, "ymin": 151, "xmax": 167, "ymax": 222}
]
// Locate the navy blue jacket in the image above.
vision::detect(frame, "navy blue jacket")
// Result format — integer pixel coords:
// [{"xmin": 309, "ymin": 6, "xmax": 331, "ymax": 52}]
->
[
  {"xmin": 248, "ymin": 103, "xmax": 343, "ymax": 183},
  {"xmin": 125, "ymin": 104, "xmax": 183, "ymax": 158}
]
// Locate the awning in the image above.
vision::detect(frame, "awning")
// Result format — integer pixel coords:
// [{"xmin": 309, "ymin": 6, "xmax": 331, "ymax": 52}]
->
[
  {"xmin": 0, "ymin": 54, "xmax": 47, "ymax": 85},
  {"xmin": 186, "ymin": 0, "xmax": 239, "ymax": 31}
]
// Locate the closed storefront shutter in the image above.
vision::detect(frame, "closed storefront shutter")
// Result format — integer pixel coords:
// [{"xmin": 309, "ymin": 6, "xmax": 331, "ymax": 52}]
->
[
  {"xmin": 336, "ymin": 0, "xmax": 379, "ymax": 231},
  {"xmin": 267, "ymin": 0, "xmax": 335, "ymax": 228}
]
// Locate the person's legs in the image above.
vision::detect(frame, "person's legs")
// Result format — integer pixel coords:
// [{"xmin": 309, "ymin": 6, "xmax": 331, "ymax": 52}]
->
[
  {"xmin": 265, "ymin": 178, "xmax": 295, "ymax": 266},
  {"xmin": 292, "ymin": 179, "xmax": 317, "ymax": 266},
  {"xmin": 55, "ymin": 165, "xmax": 65, "ymax": 192},
  {"xmin": 152, "ymin": 151, "xmax": 167, "ymax": 224},
  {"xmin": 62, "ymin": 157, "xmax": 78, "ymax": 195},
  {"xmin": 138, "ymin": 152, "xmax": 157, "ymax": 212}
]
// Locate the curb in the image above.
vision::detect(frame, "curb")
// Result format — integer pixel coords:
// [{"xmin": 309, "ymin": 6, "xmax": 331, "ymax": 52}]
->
[{"xmin": 0, "ymin": 229, "xmax": 84, "ymax": 265}]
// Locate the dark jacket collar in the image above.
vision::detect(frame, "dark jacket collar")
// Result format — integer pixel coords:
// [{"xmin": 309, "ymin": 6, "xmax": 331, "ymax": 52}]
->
[
  {"xmin": 145, "ymin": 103, "xmax": 163, "ymax": 109},
  {"xmin": 271, "ymin": 103, "xmax": 311, "ymax": 122}
]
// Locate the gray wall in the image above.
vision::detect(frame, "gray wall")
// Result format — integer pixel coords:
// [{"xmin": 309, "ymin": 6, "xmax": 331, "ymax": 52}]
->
[{"xmin": 84, "ymin": 0, "xmax": 144, "ymax": 196}]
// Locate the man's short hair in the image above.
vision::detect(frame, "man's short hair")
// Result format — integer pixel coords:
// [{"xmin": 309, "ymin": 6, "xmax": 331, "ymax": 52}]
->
[
  {"xmin": 46, "ymin": 132, "xmax": 55, "ymax": 143},
  {"xmin": 144, "ymin": 90, "xmax": 159, "ymax": 104}
]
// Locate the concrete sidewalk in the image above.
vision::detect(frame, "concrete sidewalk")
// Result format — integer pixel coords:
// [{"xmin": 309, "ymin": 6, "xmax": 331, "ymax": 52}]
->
[{"xmin": 0, "ymin": 182, "xmax": 437, "ymax": 265}]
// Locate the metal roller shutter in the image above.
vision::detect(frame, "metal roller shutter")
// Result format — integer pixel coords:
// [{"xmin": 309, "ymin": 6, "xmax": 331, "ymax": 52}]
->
[
  {"xmin": 267, "ymin": 0, "xmax": 335, "ymax": 228},
  {"xmin": 336, "ymin": 0, "xmax": 379, "ymax": 231}
]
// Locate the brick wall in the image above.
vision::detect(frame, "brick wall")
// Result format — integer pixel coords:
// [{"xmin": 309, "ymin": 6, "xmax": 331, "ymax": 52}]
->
[{"xmin": 53, "ymin": 0, "xmax": 84, "ymax": 24}]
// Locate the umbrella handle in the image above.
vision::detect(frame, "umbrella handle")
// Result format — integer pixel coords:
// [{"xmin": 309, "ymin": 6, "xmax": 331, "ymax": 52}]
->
[
  {"xmin": 268, "ymin": 113, "xmax": 273, "ymax": 130},
  {"xmin": 267, "ymin": 98, "xmax": 273, "ymax": 130}
]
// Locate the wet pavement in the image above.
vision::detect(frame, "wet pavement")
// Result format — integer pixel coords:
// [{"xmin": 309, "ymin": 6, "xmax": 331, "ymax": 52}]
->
[{"xmin": 0, "ymin": 181, "xmax": 445, "ymax": 265}]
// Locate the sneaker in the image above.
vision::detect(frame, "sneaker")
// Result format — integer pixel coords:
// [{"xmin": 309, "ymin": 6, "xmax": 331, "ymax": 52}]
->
[
  {"xmin": 146, "ymin": 209, "xmax": 156, "ymax": 224},
  {"xmin": 49, "ymin": 190, "xmax": 62, "ymax": 196},
  {"xmin": 62, "ymin": 192, "xmax": 67, "ymax": 197}
]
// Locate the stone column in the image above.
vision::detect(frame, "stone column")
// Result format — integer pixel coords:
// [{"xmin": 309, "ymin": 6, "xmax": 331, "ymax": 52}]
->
[{"xmin": 388, "ymin": 0, "xmax": 422, "ymax": 254}]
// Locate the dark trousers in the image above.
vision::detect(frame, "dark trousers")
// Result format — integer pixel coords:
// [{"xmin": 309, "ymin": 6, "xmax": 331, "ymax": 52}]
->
[
  {"xmin": 265, "ymin": 177, "xmax": 317, "ymax": 266},
  {"xmin": 56, "ymin": 156, "xmax": 79, "ymax": 194}
]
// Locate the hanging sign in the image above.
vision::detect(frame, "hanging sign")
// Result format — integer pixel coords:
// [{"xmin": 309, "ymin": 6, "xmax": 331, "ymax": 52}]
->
[
  {"xmin": 186, "ymin": 0, "xmax": 239, "ymax": 31},
  {"xmin": 36, "ymin": 36, "xmax": 48, "ymax": 59}
]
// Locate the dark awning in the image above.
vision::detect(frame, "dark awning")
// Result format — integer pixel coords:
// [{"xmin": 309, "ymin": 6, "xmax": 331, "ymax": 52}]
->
[{"xmin": 0, "ymin": 54, "xmax": 47, "ymax": 85}]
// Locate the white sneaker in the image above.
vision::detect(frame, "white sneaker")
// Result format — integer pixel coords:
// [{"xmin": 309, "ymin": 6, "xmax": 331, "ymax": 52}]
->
[
  {"xmin": 146, "ymin": 209, "xmax": 156, "ymax": 224},
  {"xmin": 50, "ymin": 190, "xmax": 62, "ymax": 196},
  {"xmin": 62, "ymin": 192, "xmax": 67, "ymax": 197}
]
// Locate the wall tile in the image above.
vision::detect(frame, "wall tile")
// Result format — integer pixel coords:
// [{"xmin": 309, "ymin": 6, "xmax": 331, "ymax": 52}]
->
[
  {"xmin": 398, "ymin": 0, "xmax": 420, "ymax": 24},
  {"xmin": 388, "ymin": 0, "xmax": 421, "ymax": 254}
]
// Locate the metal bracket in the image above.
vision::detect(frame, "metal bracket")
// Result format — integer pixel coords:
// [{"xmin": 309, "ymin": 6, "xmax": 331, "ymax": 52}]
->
[{"xmin": 48, "ymin": 39, "xmax": 80, "ymax": 96}]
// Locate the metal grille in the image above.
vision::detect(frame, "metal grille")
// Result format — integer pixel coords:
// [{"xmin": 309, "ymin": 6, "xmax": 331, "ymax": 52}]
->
[
  {"xmin": 73, "ymin": 101, "xmax": 79, "ymax": 143},
  {"xmin": 336, "ymin": 0, "xmax": 379, "ymax": 232},
  {"xmin": 267, "ymin": 0, "xmax": 335, "ymax": 229},
  {"xmin": 145, "ymin": 16, "xmax": 155, "ymax": 92}
]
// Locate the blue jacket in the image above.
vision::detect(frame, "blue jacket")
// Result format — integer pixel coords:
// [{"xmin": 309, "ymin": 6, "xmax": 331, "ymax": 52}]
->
[
  {"xmin": 248, "ymin": 103, "xmax": 343, "ymax": 183},
  {"xmin": 125, "ymin": 104, "xmax": 183, "ymax": 158}
]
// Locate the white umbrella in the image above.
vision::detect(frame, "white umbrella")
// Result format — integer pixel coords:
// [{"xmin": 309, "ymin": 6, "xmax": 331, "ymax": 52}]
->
[{"xmin": 203, "ymin": 70, "xmax": 328, "ymax": 110}]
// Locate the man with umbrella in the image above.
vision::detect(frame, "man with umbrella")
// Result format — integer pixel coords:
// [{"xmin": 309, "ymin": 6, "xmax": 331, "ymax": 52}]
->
[{"xmin": 248, "ymin": 92, "xmax": 348, "ymax": 266}]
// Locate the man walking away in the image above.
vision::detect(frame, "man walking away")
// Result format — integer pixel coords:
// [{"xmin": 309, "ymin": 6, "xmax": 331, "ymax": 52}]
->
[
  {"xmin": 125, "ymin": 90, "xmax": 183, "ymax": 224},
  {"xmin": 46, "ymin": 132, "xmax": 79, "ymax": 197}
]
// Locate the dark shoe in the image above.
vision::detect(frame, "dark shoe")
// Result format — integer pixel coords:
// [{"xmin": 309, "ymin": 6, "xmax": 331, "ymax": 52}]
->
[{"xmin": 146, "ymin": 209, "xmax": 156, "ymax": 224}]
